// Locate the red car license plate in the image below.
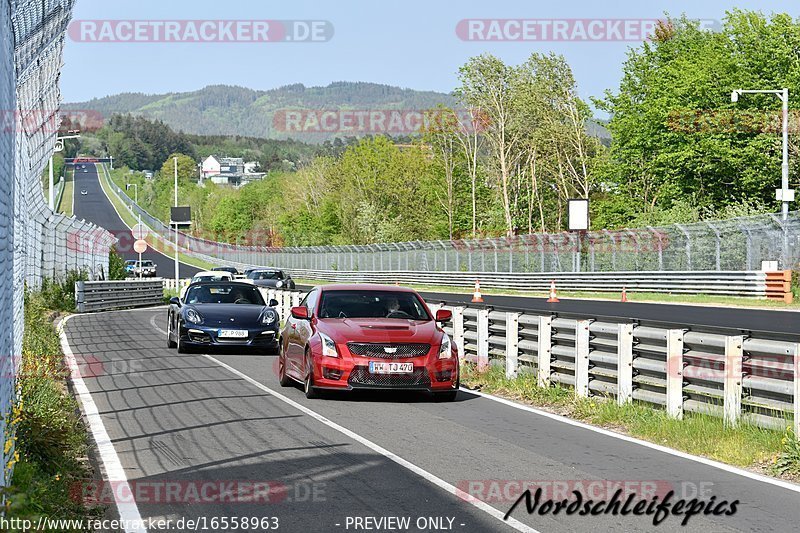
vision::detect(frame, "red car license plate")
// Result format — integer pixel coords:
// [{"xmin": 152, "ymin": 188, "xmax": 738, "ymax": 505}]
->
[{"xmin": 369, "ymin": 362, "xmax": 413, "ymax": 374}]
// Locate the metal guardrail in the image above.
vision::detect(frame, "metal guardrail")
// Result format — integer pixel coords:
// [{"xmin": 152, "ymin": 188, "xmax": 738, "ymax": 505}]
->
[
  {"xmin": 282, "ymin": 268, "xmax": 782, "ymax": 298},
  {"xmin": 75, "ymin": 279, "xmax": 164, "ymax": 313},
  {"xmin": 268, "ymin": 287, "xmax": 800, "ymax": 433}
]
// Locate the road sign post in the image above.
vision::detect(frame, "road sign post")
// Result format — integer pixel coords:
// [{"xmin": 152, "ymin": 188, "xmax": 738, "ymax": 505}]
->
[{"xmin": 133, "ymin": 239, "xmax": 148, "ymax": 279}]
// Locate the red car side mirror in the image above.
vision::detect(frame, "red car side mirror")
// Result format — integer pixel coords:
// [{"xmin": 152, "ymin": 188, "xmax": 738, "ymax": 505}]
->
[
  {"xmin": 435, "ymin": 309, "xmax": 452, "ymax": 323},
  {"xmin": 291, "ymin": 306, "xmax": 309, "ymax": 320}
]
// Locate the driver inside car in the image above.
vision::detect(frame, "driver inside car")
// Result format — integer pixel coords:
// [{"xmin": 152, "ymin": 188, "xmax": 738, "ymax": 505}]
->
[{"xmin": 385, "ymin": 297, "xmax": 406, "ymax": 318}]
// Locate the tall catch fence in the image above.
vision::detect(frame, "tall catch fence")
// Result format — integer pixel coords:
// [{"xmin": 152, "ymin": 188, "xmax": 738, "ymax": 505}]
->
[
  {"xmin": 1, "ymin": 0, "xmax": 114, "ymax": 490},
  {"xmin": 105, "ymin": 166, "xmax": 800, "ymax": 273}
]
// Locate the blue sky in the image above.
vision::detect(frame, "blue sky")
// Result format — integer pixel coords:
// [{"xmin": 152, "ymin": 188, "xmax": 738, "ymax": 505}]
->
[{"xmin": 62, "ymin": 0, "xmax": 797, "ymax": 112}]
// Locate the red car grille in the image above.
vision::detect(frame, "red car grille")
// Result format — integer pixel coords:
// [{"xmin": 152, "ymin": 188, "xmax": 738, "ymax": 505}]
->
[
  {"xmin": 347, "ymin": 342, "xmax": 430, "ymax": 359},
  {"xmin": 348, "ymin": 366, "xmax": 431, "ymax": 388}
]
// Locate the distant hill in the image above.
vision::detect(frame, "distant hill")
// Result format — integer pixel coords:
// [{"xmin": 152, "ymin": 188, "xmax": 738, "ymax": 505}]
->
[
  {"xmin": 64, "ymin": 82, "xmax": 610, "ymax": 143},
  {"xmin": 64, "ymin": 82, "xmax": 459, "ymax": 142}
]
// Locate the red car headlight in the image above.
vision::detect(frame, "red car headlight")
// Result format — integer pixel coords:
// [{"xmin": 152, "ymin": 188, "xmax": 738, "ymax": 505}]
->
[
  {"xmin": 438, "ymin": 334, "xmax": 453, "ymax": 359},
  {"xmin": 319, "ymin": 332, "xmax": 339, "ymax": 358}
]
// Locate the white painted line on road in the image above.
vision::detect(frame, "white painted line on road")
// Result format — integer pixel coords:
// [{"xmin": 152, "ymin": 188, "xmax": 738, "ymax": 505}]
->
[
  {"xmin": 199, "ymin": 353, "xmax": 538, "ymax": 533},
  {"xmin": 150, "ymin": 316, "xmax": 534, "ymax": 530},
  {"xmin": 463, "ymin": 388, "xmax": 800, "ymax": 494},
  {"xmin": 59, "ymin": 315, "xmax": 147, "ymax": 533}
]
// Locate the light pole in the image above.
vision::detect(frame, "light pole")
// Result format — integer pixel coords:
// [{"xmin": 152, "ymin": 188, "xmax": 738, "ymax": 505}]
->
[
  {"xmin": 174, "ymin": 156, "xmax": 179, "ymax": 287},
  {"xmin": 126, "ymin": 182, "xmax": 138, "ymax": 204},
  {"xmin": 732, "ymin": 88, "xmax": 794, "ymax": 268},
  {"xmin": 49, "ymin": 130, "xmax": 80, "ymax": 210},
  {"xmin": 731, "ymin": 89, "xmax": 793, "ymax": 219}
]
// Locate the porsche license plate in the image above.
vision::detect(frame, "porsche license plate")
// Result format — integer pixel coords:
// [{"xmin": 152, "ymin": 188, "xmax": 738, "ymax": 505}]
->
[
  {"xmin": 218, "ymin": 329, "xmax": 248, "ymax": 339},
  {"xmin": 369, "ymin": 362, "xmax": 413, "ymax": 374}
]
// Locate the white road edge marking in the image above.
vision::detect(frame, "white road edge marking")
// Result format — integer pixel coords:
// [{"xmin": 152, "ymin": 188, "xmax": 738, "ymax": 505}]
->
[
  {"xmin": 462, "ymin": 388, "xmax": 800, "ymax": 493},
  {"xmin": 59, "ymin": 315, "xmax": 147, "ymax": 533},
  {"xmin": 150, "ymin": 316, "xmax": 535, "ymax": 531},
  {"xmin": 198, "ymin": 352, "xmax": 538, "ymax": 533}
]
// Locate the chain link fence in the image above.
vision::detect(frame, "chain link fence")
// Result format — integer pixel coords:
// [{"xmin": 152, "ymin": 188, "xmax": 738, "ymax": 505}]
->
[
  {"xmin": 1, "ymin": 0, "xmax": 115, "ymax": 491},
  {"xmin": 106, "ymin": 167, "xmax": 800, "ymax": 274}
]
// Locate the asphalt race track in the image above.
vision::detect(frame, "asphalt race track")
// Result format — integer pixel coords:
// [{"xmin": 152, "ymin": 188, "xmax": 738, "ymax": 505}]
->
[
  {"xmin": 72, "ymin": 163, "xmax": 200, "ymax": 279},
  {"xmin": 411, "ymin": 291, "xmax": 800, "ymax": 337},
  {"xmin": 63, "ymin": 307, "xmax": 800, "ymax": 533}
]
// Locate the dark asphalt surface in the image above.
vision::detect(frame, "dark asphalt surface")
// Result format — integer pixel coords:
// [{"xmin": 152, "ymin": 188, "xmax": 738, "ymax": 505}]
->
[
  {"xmin": 64, "ymin": 308, "xmax": 800, "ymax": 533},
  {"xmin": 72, "ymin": 163, "xmax": 200, "ymax": 278},
  {"xmin": 412, "ymin": 291, "xmax": 800, "ymax": 337}
]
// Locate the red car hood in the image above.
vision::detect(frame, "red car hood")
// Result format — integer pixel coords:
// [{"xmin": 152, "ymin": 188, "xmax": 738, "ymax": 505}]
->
[{"xmin": 319, "ymin": 318, "xmax": 440, "ymax": 344}]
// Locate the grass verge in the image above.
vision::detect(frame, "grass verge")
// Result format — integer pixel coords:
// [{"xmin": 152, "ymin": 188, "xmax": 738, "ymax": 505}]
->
[
  {"xmin": 3, "ymin": 288, "xmax": 103, "ymax": 526},
  {"xmin": 59, "ymin": 169, "xmax": 73, "ymax": 217},
  {"xmin": 460, "ymin": 364, "xmax": 800, "ymax": 478}
]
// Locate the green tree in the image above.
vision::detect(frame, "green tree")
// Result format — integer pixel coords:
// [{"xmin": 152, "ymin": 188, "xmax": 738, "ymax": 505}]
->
[{"xmin": 596, "ymin": 11, "xmax": 800, "ymax": 224}]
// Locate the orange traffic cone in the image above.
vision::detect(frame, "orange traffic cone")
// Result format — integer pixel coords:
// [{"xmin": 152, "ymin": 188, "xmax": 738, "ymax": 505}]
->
[
  {"xmin": 471, "ymin": 280, "xmax": 484, "ymax": 303},
  {"xmin": 547, "ymin": 280, "xmax": 560, "ymax": 303},
  {"xmin": 621, "ymin": 286, "xmax": 628, "ymax": 303}
]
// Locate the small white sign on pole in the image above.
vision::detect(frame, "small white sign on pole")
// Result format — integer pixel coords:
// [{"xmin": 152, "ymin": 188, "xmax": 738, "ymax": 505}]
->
[{"xmin": 568, "ymin": 199, "xmax": 589, "ymax": 231}]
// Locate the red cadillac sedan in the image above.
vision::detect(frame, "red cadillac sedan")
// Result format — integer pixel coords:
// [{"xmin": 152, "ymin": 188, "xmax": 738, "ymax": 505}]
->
[{"xmin": 278, "ymin": 284, "xmax": 459, "ymax": 401}]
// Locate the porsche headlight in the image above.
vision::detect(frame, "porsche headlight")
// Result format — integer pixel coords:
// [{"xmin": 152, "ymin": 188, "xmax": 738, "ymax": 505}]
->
[
  {"xmin": 185, "ymin": 308, "xmax": 203, "ymax": 325},
  {"xmin": 319, "ymin": 332, "xmax": 338, "ymax": 358},
  {"xmin": 276, "ymin": 280, "xmax": 284, "ymax": 288},
  {"xmin": 438, "ymin": 334, "xmax": 453, "ymax": 359},
  {"xmin": 261, "ymin": 309, "xmax": 277, "ymax": 325}
]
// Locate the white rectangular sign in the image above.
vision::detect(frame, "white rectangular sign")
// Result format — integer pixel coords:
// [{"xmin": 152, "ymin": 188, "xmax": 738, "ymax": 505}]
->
[{"xmin": 568, "ymin": 199, "xmax": 589, "ymax": 231}]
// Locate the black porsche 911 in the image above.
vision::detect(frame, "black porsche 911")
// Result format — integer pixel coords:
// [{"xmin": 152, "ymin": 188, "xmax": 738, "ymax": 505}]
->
[
  {"xmin": 167, "ymin": 281, "xmax": 280, "ymax": 354},
  {"xmin": 246, "ymin": 268, "xmax": 296, "ymax": 289}
]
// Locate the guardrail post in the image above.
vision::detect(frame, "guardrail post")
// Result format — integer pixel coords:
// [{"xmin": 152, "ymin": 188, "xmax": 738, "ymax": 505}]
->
[
  {"xmin": 666, "ymin": 329, "xmax": 685, "ymax": 419},
  {"xmin": 281, "ymin": 291, "xmax": 291, "ymax": 319},
  {"xmin": 291, "ymin": 291, "xmax": 301, "ymax": 308},
  {"xmin": 453, "ymin": 307, "xmax": 465, "ymax": 360},
  {"xmin": 537, "ymin": 316, "xmax": 552, "ymax": 387},
  {"xmin": 575, "ymin": 320, "xmax": 591, "ymax": 397},
  {"xmin": 505, "ymin": 312, "xmax": 521, "ymax": 379},
  {"xmin": 75, "ymin": 281, "xmax": 85, "ymax": 313},
  {"xmin": 792, "ymin": 343, "xmax": 800, "ymax": 436},
  {"xmin": 267, "ymin": 288, "xmax": 276, "ymax": 304},
  {"xmin": 476, "ymin": 308, "xmax": 490, "ymax": 371},
  {"xmin": 617, "ymin": 323, "xmax": 634, "ymax": 405},
  {"xmin": 723, "ymin": 335, "xmax": 744, "ymax": 427}
]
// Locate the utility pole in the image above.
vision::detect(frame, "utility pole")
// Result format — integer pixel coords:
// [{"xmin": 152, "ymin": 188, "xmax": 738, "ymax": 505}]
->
[
  {"xmin": 731, "ymin": 88, "xmax": 794, "ymax": 267},
  {"xmin": 174, "ymin": 156, "xmax": 179, "ymax": 287}
]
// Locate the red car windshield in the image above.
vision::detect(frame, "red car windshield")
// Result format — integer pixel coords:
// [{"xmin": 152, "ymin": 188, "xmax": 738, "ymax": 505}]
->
[{"xmin": 318, "ymin": 290, "xmax": 430, "ymax": 320}]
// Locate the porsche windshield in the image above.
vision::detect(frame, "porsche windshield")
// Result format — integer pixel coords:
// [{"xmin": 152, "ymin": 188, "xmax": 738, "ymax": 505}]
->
[
  {"xmin": 249, "ymin": 270, "xmax": 283, "ymax": 280},
  {"xmin": 184, "ymin": 284, "xmax": 264, "ymax": 305},
  {"xmin": 318, "ymin": 290, "xmax": 430, "ymax": 320}
]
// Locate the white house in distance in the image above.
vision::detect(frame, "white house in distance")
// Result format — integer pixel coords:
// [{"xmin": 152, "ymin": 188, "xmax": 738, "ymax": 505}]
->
[{"xmin": 200, "ymin": 155, "xmax": 265, "ymax": 186}]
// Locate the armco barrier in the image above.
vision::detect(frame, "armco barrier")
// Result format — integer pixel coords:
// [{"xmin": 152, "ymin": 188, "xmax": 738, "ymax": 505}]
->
[
  {"xmin": 283, "ymin": 269, "xmax": 782, "ymax": 298},
  {"xmin": 269, "ymin": 287, "xmax": 800, "ymax": 434},
  {"xmin": 75, "ymin": 279, "xmax": 164, "ymax": 312}
]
